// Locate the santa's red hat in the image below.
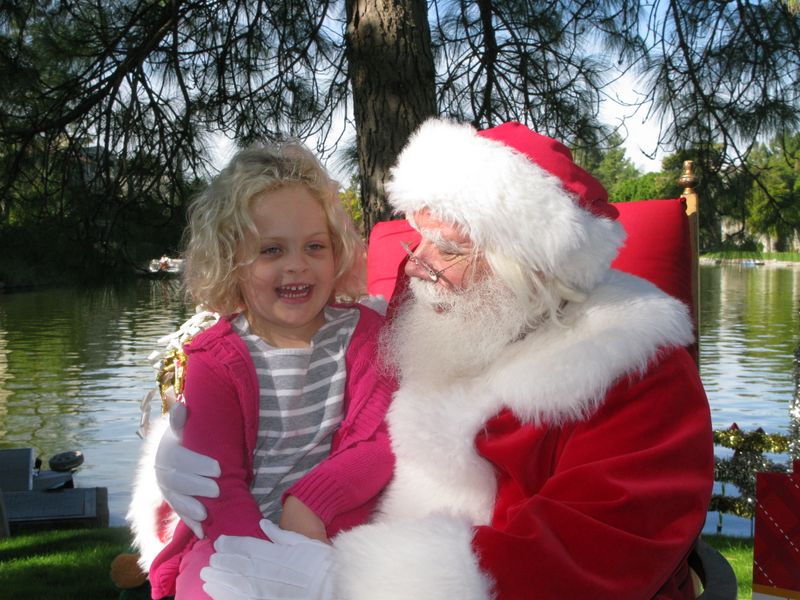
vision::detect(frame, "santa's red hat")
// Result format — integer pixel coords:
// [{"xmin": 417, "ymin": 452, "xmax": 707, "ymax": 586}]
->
[{"xmin": 386, "ymin": 118, "xmax": 625, "ymax": 290}]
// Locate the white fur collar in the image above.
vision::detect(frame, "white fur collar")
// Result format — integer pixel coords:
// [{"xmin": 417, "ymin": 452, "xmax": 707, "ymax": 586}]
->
[{"xmin": 479, "ymin": 269, "xmax": 694, "ymax": 425}]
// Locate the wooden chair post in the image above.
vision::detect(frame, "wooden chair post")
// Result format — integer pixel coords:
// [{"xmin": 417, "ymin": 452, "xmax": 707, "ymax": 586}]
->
[{"xmin": 680, "ymin": 160, "xmax": 700, "ymax": 365}]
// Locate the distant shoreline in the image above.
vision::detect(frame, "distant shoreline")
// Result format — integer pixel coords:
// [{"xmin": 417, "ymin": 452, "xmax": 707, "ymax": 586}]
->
[{"xmin": 699, "ymin": 257, "xmax": 800, "ymax": 268}]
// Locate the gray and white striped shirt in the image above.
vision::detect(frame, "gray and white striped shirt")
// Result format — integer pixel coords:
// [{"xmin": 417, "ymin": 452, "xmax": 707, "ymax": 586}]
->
[{"xmin": 232, "ymin": 306, "xmax": 359, "ymax": 521}]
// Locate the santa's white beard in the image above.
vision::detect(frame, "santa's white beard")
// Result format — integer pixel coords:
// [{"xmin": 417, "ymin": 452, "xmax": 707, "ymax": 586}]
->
[{"xmin": 380, "ymin": 275, "xmax": 531, "ymax": 386}]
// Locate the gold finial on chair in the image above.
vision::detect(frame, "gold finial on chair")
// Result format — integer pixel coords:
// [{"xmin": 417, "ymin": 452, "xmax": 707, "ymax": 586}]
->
[
  {"xmin": 679, "ymin": 160, "xmax": 698, "ymax": 196},
  {"xmin": 679, "ymin": 159, "xmax": 700, "ymax": 365}
]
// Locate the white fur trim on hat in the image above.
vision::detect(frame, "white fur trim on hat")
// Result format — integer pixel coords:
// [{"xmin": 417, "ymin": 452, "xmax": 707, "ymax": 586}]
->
[{"xmin": 386, "ymin": 118, "xmax": 625, "ymax": 290}]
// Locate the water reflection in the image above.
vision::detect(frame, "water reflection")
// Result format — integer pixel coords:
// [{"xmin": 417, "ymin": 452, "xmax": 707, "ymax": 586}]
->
[
  {"xmin": 0, "ymin": 279, "xmax": 192, "ymax": 523},
  {"xmin": 699, "ymin": 265, "xmax": 800, "ymax": 434},
  {"xmin": 698, "ymin": 265, "xmax": 799, "ymax": 536},
  {"xmin": 0, "ymin": 267, "xmax": 797, "ymax": 531}
]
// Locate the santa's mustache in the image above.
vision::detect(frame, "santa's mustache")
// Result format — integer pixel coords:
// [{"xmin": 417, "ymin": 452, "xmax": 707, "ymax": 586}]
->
[{"xmin": 379, "ymin": 276, "xmax": 531, "ymax": 385}]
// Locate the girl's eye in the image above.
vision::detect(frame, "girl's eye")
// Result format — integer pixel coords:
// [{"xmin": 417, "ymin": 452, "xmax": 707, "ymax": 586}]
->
[
  {"xmin": 307, "ymin": 242, "xmax": 326, "ymax": 252},
  {"xmin": 261, "ymin": 246, "xmax": 282, "ymax": 256}
]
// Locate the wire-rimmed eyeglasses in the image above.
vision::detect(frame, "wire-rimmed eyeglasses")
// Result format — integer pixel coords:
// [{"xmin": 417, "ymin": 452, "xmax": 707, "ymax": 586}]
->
[{"xmin": 400, "ymin": 241, "xmax": 471, "ymax": 282}]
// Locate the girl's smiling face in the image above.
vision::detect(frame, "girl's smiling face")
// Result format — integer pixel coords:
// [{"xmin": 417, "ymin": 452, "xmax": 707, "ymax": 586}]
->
[{"xmin": 239, "ymin": 184, "xmax": 336, "ymax": 347}]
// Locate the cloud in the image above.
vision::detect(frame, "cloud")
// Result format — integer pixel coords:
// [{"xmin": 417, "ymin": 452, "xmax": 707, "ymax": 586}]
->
[{"xmin": 600, "ymin": 72, "xmax": 664, "ymax": 173}]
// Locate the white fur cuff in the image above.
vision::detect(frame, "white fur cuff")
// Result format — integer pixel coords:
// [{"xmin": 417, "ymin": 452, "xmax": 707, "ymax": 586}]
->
[
  {"xmin": 127, "ymin": 415, "xmax": 178, "ymax": 571},
  {"xmin": 332, "ymin": 514, "xmax": 493, "ymax": 600}
]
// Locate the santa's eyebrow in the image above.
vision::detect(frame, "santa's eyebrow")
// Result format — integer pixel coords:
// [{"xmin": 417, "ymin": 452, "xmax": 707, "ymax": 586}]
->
[{"xmin": 418, "ymin": 228, "xmax": 470, "ymax": 254}]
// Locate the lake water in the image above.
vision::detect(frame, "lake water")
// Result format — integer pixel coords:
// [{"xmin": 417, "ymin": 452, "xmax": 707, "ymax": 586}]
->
[{"xmin": 0, "ymin": 266, "xmax": 797, "ymax": 536}]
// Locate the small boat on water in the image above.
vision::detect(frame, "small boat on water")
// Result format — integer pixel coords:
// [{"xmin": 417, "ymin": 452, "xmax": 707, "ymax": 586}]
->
[
  {"xmin": 740, "ymin": 258, "xmax": 765, "ymax": 267},
  {"xmin": 148, "ymin": 256, "xmax": 184, "ymax": 275},
  {"xmin": 140, "ymin": 256, "xmax": 184, "ymax": 279}
]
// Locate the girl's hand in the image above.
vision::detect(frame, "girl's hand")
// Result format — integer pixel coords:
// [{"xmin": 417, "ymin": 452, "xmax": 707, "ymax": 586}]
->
[{"xmin": 279, "ymin": 495, "xmax": 330, "ymax": 544}]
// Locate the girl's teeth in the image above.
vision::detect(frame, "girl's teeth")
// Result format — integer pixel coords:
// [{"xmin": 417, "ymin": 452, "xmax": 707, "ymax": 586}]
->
[{"xmin": 279, "ymin": 285, "xmax": 310, "ymax": 298}]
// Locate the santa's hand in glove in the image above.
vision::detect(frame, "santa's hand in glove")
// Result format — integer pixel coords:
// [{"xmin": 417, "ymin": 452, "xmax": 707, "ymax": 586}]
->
[{"xmin": 201, "ymin": 520, "xmax": 334, "ymax": 600}]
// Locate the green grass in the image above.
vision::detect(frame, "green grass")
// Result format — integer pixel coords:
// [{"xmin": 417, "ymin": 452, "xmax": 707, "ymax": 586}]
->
[
  {"xmin": 702, "ymin": 534, "xmax": 754, "ymax": 599},
  {"xmin": 0, "ymin": 527, "xmax": 132, "ymax": 600},
  {"xmin": 0, "ymin": 527, "xmax": 755, "ymax": 599}
]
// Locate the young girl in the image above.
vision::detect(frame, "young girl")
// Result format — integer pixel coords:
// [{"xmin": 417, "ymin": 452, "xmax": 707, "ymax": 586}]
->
[{"xmin": 141, "ymin": 142, "xmax": 395, "ymax": 599}]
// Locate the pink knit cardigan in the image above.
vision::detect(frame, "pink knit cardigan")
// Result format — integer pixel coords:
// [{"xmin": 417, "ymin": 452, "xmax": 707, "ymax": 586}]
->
[{"xmin": 148, "ymin": 304, "xmax": 395, "ymax": 598}]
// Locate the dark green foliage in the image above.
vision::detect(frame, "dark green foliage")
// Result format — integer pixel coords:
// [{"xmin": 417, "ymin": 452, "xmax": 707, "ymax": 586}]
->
[
  {"xmin": 745, "ymin": 133, "xmax": 800, "ymax": 250},
  {"xmin": 0, "ymin": 0, "xmax": 797, "ymax": 277},
  {"xmin": 611, "ymin": 172, "xmax": 672, "ymax": 203}
]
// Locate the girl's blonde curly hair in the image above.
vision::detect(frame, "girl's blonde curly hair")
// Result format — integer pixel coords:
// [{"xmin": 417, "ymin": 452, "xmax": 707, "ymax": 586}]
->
[{"xmin": 182, "ymin": 141, "xmax": 365, "ymax": 314}]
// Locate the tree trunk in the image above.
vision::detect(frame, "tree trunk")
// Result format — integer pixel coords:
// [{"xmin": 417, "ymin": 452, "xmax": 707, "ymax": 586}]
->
[{"xmin": 345, "ymin": 0, "xmax": 436, "ymax": 236}]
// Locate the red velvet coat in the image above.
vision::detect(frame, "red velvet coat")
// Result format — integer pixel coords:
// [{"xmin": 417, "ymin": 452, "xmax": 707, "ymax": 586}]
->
[{"xmin": 332, "ymin": 271, "xmax": 714, "ymax": 600}]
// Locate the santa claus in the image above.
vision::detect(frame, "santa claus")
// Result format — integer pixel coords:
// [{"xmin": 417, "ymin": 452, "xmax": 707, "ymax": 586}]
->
[{"xmin": 156, "ymin": 118, "xmax": 714, "ymax": 599}]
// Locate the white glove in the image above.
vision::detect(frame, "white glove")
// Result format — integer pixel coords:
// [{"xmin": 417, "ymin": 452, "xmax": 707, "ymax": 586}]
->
[
  {"xmin": 201, "ymin": 520, "xmax": 334, "ymax": 600},
  {"xmin": 154, "ymin": 403, "xmax": 221, "ymax": 538}
]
